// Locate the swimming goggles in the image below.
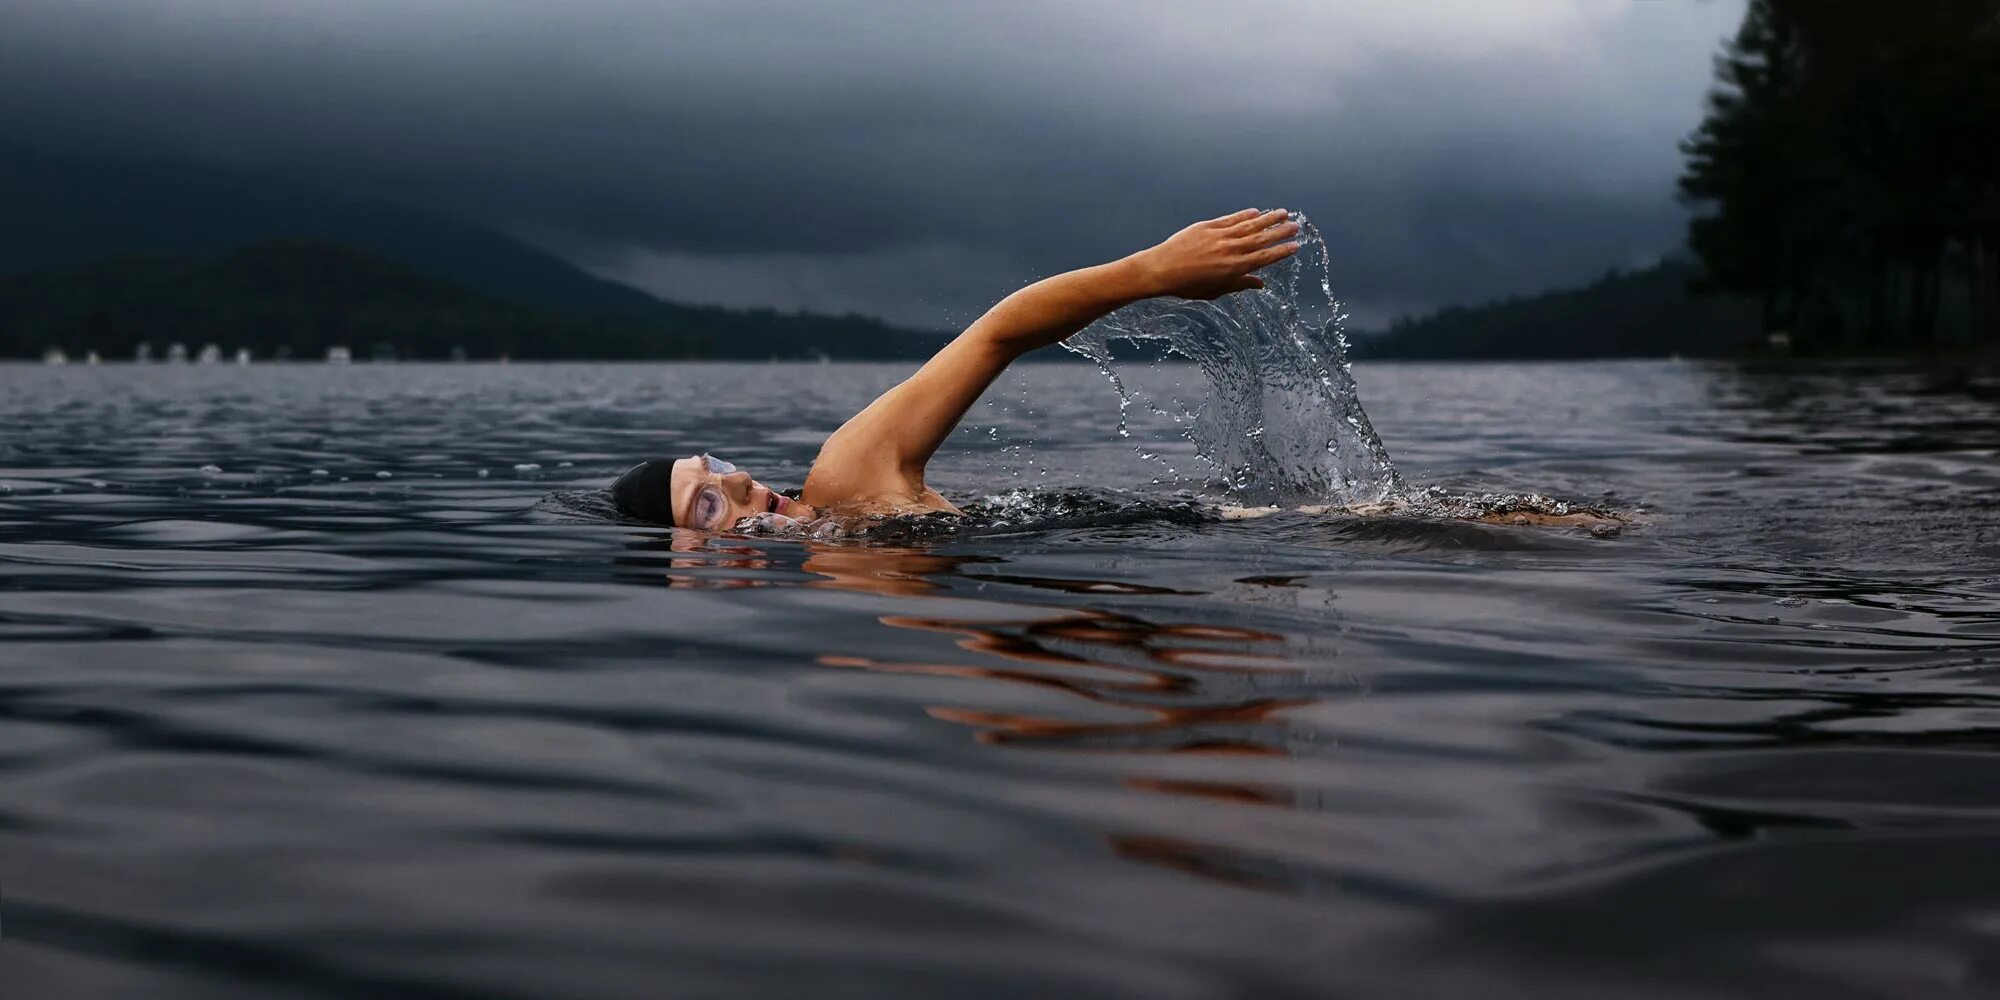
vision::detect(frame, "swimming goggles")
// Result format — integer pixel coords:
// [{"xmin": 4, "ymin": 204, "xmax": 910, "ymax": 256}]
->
[{"xmin": 685, "ymin": 453, "xmax": 737, "ymax": 529}]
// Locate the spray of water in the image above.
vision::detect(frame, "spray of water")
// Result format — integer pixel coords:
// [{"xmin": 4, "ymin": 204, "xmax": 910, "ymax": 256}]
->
[{"xmin": 1063, "ymin": 214, "xmax": 1402, "ymax": 507}]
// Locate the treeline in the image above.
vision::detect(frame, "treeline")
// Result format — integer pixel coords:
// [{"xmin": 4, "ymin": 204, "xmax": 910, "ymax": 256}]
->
[
  {"xmin": 0, "ymin": 242, "xmax": 944, "ymax": 360},
  {"xmin": 1355, "ymin": 259, "xmax": 1758, "ymax": 360},
  {"xmin": 1680, "ymin": 0, "xmax": 2000, "ymax": 350},
  {"xmin": 0, "ymin": 243, "xmax": 706, "ymax": 359}
]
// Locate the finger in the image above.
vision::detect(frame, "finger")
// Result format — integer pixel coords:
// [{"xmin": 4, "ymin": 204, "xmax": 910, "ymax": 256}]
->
[
  {"xmin": 1208, "ymin": 208, "xmax": 1261, "ymax": 227},
  {"xmin": 1227, "ymin": 208, "xmax": 1289, "ymax": 235},
  {"xmin": 1230, "ymin": 275, "xmax": 1266, "ymax": 293},
  {"xmin": 1246, "ymin": 240, "xmax": 1301, "ymax": 268},
  {"xmin": 1238, "ymin": 220, "xmax": 1301, "ymax": 248}
]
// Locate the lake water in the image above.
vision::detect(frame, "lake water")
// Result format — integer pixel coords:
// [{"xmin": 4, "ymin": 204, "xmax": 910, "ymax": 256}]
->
[{"xmin": 3, "ymin": 359, "xmax": 1999, "ymax": 999}]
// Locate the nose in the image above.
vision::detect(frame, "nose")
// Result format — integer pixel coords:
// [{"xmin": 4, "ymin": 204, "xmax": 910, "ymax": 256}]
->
[{"xmin": 719, "ymin": 470, "xmax": 754, "ymax": 500}]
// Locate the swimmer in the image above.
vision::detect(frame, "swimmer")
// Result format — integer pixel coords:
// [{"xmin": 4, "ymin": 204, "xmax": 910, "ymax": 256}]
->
[
  {"xmin": 612, "ymin": 208, "xmax": 1305, "ymax": 531},
  {"xmin": 1219, "ymin": 499, "xmax": 1626, "ymax": 531},
  {"xmin": 610, "ymin": 208, "xmax": 1626, "ymax": 534}
]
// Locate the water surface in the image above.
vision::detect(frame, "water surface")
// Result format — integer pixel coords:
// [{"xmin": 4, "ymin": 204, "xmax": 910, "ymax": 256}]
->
[{"xmin": 3, "ymin": 360, "xmax": 1999, "ymax": 999}]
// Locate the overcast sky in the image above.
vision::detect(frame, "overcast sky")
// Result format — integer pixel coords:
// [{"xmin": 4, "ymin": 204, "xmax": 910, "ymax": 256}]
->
[{"xmin": 0, "ymin": 0, "xmax": 1745, "ymax": 328}]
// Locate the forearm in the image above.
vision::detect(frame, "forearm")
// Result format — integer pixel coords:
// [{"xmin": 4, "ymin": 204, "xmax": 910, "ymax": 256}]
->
[{"xmin": 964, "ymin": 256, "xmax": 1159, "ymax": 359}]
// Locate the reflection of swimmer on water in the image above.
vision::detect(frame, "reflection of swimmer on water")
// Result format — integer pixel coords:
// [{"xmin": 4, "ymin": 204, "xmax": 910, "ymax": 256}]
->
[
  {"xmin": 608, "ymin": 208, "xmax": 1623, "ymax": 534},
  {"xmin": 612, "ymin": 208, "xmax": 1304, "ymax": 530}
]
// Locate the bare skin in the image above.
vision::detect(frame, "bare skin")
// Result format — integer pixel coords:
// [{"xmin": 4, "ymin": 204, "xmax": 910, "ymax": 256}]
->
[
  {"xmin": 797, "ymin": 208, "xmax": 1302, "ymax": 518},
  {"xmin": 664, "ymin": 455, "xmax": 804, "ymax": 532}
]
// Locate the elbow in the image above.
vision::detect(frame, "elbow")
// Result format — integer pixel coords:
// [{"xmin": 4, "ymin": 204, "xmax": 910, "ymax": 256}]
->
[{"xmin": 956, "ymin": 324, "xmax": 1026, "ymax": 363}]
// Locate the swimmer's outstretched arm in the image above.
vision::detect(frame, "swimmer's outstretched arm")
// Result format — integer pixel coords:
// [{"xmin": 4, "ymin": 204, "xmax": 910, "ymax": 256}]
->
[{"xmin": 802, "ymin": 209, "xmax": 1300, "ymax": 507}]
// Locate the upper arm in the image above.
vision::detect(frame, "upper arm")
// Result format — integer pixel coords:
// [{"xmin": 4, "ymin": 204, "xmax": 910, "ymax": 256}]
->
[{"xmin": 806, "ymin": 331, "xmax": 1013, "ymax": 502}]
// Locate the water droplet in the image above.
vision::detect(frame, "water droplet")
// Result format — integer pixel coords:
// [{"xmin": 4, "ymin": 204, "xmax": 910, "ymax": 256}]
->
[
  {"xmin": 557, "ymin": 461, "xmax": 573, "ymax": 468},
  {"xmin": 1776, "ymin": 597, "xmax": 1806, "ymax": 607},
  {"xmin": 309, "ymin": 469, "xmax": 329, "ymax": 477},
  {"xmin": 477, "ymin": 469, "xmax": 490, "ymax": 478},
  {"xmin": 375, "ymin": 471, "xmax": 393, "ymax": 479},
  {"xmin": 198, "ymin": 464, "xmax": 222, "ymax": 474},
  {"xmin": 514, "ymin": 463, "xmax": 541, "ymax": 472}
]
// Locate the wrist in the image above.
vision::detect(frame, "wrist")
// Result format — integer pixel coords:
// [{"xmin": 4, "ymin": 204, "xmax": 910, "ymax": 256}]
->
[{"xmin": 1114, "ymin": 250, "xmax": 1168, "ymax": 300}]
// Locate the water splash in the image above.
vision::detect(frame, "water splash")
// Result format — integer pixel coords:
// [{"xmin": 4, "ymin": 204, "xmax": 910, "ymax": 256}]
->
[{"xmin": 1063, "ymin": 214, "xmax": 1402, "ymax": 507}]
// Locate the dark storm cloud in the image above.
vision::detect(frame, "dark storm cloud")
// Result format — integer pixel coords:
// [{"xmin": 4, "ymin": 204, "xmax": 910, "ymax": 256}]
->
[{"xmin": 0, "ymin": 0, "xmax": 1743, "ymax": 326}]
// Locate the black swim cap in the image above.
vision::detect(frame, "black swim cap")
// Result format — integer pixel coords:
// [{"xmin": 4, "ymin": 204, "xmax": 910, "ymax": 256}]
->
[{"xmin": 610, "ymin": 458, "xmax": 679, "ymax": 525}]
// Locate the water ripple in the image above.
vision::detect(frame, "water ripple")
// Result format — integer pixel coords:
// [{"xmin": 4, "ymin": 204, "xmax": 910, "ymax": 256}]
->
[{"xmin": 3, "ymin": 360, "xmax": 1999, "ymax": 998}]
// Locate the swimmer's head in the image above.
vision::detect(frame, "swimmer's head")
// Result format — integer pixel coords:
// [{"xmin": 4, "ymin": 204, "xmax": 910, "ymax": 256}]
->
[{"xmin": 610, "ymin": 454, "xmax": 814, "ymax": 530}]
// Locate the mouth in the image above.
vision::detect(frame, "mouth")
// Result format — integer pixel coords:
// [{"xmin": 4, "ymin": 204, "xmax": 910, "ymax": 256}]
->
[{"xmin": 766, "ymin": 491, "xmax": 783, "ymax": 514}]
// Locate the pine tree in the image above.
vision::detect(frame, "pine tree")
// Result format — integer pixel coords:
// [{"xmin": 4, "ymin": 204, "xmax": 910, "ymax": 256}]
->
[{"xmin": 1680, "ymin": 0, "xmax": 2000, "ymax": 350}]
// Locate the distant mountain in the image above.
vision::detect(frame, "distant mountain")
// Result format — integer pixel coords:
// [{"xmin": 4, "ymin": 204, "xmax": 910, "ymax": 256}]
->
[
  {"xmin": 0, "ymin": 144, "xmax": 948, "ymax": 359},
  {"xmin": 0, "ymin": 242, "xmax": 716, "ymax": 360},
  {"xmin": 1354, "ymin": 259, "xmax": 1762, "ymax": 360}
]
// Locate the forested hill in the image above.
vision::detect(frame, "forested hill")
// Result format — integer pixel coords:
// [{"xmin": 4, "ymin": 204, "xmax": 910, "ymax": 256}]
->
[
  {"xmin": 0, "ymin": 243, "xmax": 947, "ymax": 361},
  {"xmin": 1353, "ymin": 259, "xmax": 1761, "ymax": 360},
  {"xmin": 0, "ymin": 145, "xmax": 948, "ymax": 359},
  {"xmin": 0, "ymin": 243, "xmax": 685, "ymax": 360}
]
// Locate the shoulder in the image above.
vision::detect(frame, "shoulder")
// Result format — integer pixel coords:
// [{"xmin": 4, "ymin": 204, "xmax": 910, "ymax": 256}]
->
[
  {"xmin": 803, "ymin": 476, "xmax": 960, "ymax": 517},
  {"xmin": 801, "ymin": 445, "xmax": 949, "ymax": 514}
]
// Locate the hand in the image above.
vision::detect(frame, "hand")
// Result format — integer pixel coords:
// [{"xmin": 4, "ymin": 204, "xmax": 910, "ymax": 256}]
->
[{"xmin": 1129, "ymin": 208, "xmax": 1302, "ymax": 300}]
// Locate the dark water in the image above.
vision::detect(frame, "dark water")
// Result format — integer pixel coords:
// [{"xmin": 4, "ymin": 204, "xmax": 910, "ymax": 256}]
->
[{"xmin": 4, "ymin": 360, "xmax": 2000, "ymax": 999}]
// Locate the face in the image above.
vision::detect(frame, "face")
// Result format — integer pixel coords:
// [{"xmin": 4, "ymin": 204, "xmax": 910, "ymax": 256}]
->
[{"xmin": 670, "ymin": 454, "xmax": 813, "ymax": 531}]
